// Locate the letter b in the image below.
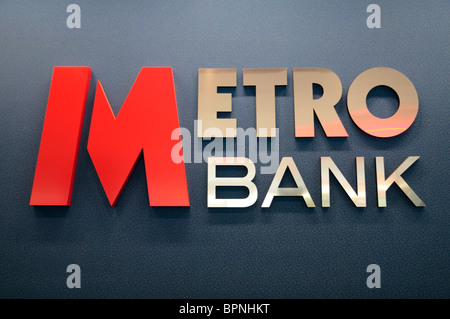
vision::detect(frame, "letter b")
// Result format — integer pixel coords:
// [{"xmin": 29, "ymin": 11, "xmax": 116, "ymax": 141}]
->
[{"xmin": 207, "ymin": 157, "xmax": 257, "ymax": 208}]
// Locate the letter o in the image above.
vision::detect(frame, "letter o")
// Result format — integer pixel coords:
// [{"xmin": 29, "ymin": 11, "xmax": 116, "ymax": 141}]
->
[{"xmin": 347, "ymin": 67, "xmax": 419, "ymax": 138}]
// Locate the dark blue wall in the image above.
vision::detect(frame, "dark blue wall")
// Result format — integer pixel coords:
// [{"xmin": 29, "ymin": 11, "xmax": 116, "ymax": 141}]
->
[{"xmin": 0, "ymin": 1, "xmax": 448, "ymax": 298}]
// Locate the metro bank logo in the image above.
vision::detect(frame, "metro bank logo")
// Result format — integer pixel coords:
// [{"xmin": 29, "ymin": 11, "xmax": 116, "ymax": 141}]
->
[{"xmin": 30, "ymin": 66, "xmax": 425, "ymax": 208}]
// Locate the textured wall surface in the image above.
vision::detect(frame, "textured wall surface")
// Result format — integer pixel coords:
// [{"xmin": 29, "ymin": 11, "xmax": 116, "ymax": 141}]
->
[{"xmin": 0, "ymin": 1, "xmax": 448, "ymax": 298}]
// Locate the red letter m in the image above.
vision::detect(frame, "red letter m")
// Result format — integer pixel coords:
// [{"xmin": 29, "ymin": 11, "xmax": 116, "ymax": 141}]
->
[{"xmin": 30, "ymin": 67, "xmax": 189, "ymax": 206}]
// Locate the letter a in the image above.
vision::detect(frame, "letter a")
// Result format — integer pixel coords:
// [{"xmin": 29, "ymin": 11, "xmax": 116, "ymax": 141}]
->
[
  {"xmin": 366, "ymin": 4, "xmax": 381, "ymax": 29},
  {"xmin": 366, "ymin": 264, "xmax": 381, "ymax": 288},
  {"xmin": 66, "ymin": 4, "xmax": 81, "ymax": 29},
  {"xmin": 66, "ymin": 264, "xmax": 81, "ymax": 288}
]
